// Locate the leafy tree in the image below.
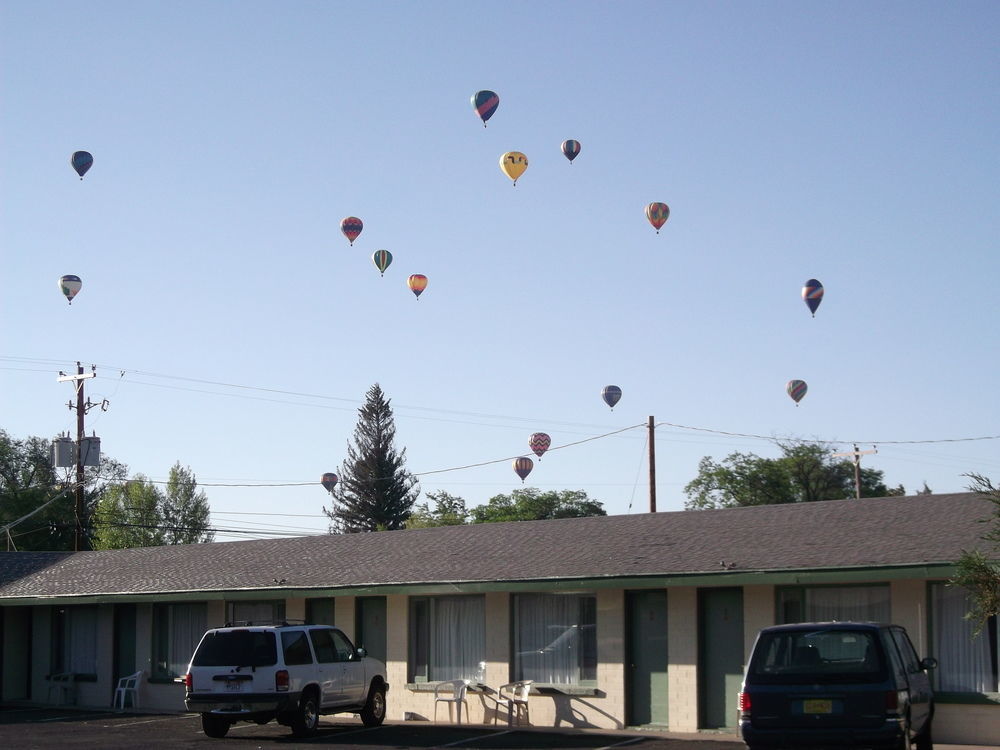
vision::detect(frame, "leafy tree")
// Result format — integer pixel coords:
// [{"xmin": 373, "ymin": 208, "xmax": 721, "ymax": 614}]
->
[
  {"xmin": 324, "ymin": 384, "xmax": 419, "ymax": 533},
  {"xmin": 162, "ymin": 462, "xmax": 214, "ymax": 544},
  {"xmin": 951, "ymin": 473, "xmax": 1000, "ymax": 634},
  {"xmin": 407, "ymin": 491, "xmax": 469, "ymax": 528},
  {"xmin": 469, "ymin": 488, "xmax": 606, "ymax": 523},
  {"xmin": 0, "ymin": 430, "xmax": 65, "ymax": 550},
  {"xmin": 92, "ymin": 475, "xmax": 164, "ymax": 549},
  {"xmin": 684, "ymin": 441, "xmax": 903, "ymax": 510},
  {"xmin": 0, "ymin": 430, "xmax": 128, "ymax": 550}
]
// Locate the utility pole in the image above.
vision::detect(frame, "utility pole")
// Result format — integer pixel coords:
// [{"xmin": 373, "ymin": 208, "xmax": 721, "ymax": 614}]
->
[
  {"xmin": 832, "ymin": 444, "xmax": 877, "ymax": 500},
  {"xmin": 648, "ymin": 416, "xmax": 657, "ymax": 512},
  {"xmin": 58, "ymin": 363, "xmax": 97, "ymax": 551}
]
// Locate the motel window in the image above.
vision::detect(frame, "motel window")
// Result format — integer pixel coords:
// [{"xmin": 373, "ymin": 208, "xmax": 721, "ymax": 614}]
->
[
  {"xmin": 513, "ymin": 593, "xmax": 597, "ymax": 685},
  {"xmin": 226, "ymin": 600, "xmax": 285, "ymax": 625},
  {"xmin": 408, "ymin": 595, "xmax": 485, "ymax": 683},
  {"xmin": 306, "ymin": 598, "xmax": 335, "ymax": 626},
  {"xmin": 930, "ymin": 582, "xmax": 999, "ymax": 694},
  {"xmin": 50, "ymin": 605, "xmax": 98, "ymax": 677},
  {"xmin": 777, "ymin": 585, "xmax": 890, "ymax": 624},
  {"xmin": 153, "ymin": 603, "xmax": 207, "ymax": 679}
]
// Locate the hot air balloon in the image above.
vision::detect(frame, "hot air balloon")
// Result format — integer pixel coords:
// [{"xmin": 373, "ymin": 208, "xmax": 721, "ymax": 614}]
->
[
  {"xmin": 340, "ymin": 217, "xmax": 363, "ymax": 246},
  {"xmin": 513, "ymin": 456, "xmax": 533, "ymax": 482},
  {"xmin": 529, "ymin": 432, "xmax": 551, "ymax": 459},
  {"xmin": 500, "ymin": 152, "xmax": 528, "ymax": 185},
  {"xmin": 602, "ymin": 385, "xmax": 622, "ymax": 410},
  {"xmin": 802, "ymin": 279, "xmax": 824, "ymax": 317},
  {"xmin": 71, "ymin": 151, "xmax": 93, "ymax": 179},
  {"xmin": 561, "ymin": 139, "xmax": 581, "ymax": 163},
  {"xmin": 786, "ymin": 380, "xmax": 808, "ymax": 405},
  {"xmin": 372, "ymin": 249, "xmax": 392, "ymax": 276},
  {"xmin": 407, "ymin": 274, "xmax": 428, "ymax": 299},
  {"xmin": 471, "ymin": 90, "xmax": 499, "ymax": 126},
  {"xmin": 59, "ymin": 275, "xmax": 82, "ymax": 304},
  {"xmin": 321, "ymin": 473, "xmax": 338, "ymax": 492},
  {"xmin": 646, "ymin": 202, "xmax": 670, "ymax": 233}
]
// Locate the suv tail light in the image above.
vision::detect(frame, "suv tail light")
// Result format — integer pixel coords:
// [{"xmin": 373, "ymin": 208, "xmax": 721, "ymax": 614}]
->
[
  {"xmin": 275, "ymin": 669, "xmax": 289, "ymax": 692},
  {"xmin": 885, "ymin": 689, "xmax": 906, "ymax": 714},
  {"xmin": 184, "ymin": 673, "xmax": 192, "ymax": 691},
  {"xmin": 738, "ymin": 691, "xmax": 752, "ymax": 713}
]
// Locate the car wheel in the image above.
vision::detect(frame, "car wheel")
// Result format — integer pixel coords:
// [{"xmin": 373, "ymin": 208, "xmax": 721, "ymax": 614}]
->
[
  {"xmin": 360, "ymin": 682, "xmax": 387, "ymax": 727},
  {"xmin": 201, "ymin": 714, "xmax": 231, "ymax": 738},
  {"xmin": 290, "ymin": 690, "xmax": 320, "ymax": 737},
  {"xmin": 914, "ymin": 720, "xmax": 933, "ymax": 750}
]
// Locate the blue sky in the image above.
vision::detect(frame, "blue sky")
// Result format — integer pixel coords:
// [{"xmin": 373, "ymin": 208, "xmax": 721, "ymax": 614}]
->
[{"xmin": 3, "ymin": 1, "xmax": 998, "ymax": 541}]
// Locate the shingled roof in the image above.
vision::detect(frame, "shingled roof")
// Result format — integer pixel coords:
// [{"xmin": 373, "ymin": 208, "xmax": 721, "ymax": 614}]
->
[{"xmin": 0, "ymin": 493, "xmax": 992, "ymax": 603}]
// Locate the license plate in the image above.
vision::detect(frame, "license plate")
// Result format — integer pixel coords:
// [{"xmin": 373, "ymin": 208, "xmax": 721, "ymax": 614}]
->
[
  {"xmin": 803, "ymin": 699, "xmax": 832, "ymax": 714},
  {"xmin": 225, "ymin": 680, "xmax": 244, "ymax": 692}
]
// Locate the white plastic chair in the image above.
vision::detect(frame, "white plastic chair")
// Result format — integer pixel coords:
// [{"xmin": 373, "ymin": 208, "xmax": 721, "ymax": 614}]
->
[
  {"xmin": 433, "ymin": 679, "xmax": 469, "ymax": 723},
  {"xmin": 494, "ymin": 680, "xmax": 533, "ymax": 726},
  {"xmin": 113, "ymin": 670, "xmax": 143, "ymax": 710},
  {"xmin": 47, "ymin": 673, "xmax": 76, "ymax": 705}
]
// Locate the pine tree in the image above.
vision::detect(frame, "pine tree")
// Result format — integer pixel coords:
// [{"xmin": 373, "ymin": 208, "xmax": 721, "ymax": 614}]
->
[{"xmin": 324, "ymin": 383, "xmax": 419, "ymax": 533}]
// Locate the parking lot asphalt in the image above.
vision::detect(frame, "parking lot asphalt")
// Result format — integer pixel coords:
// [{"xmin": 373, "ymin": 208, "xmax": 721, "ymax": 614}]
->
[
  {"xmin": 0, "ymin": 707, "xmax": 995, "ymax": 750},
  {"xmin": 0, "ymin": 706, "xmax": 744, "ymax": 750}
]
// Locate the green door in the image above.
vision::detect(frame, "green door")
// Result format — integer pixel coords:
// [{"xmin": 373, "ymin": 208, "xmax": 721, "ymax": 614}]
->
[
  {"xmin": 113, "ymin": 604, "xmax": 137, "ymax": 694},
  {"xmin": 355, "ymin": 597, "xmax": 387, "ymax": 665},
  {"xmin": 627, "ymin": 590, "xmax": 668, "ymax": 726},
  {"xmin": 699, "ymin": 588, "xmax": 743, "ymax": 729}
]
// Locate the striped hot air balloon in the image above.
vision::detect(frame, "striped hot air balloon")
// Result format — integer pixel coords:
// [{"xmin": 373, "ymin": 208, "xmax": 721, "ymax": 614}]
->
[
  {"xmin": 471, "ymin": 90, "xmax": 499, "ymax": 126},
  {"xmin": 513, "ymin": 456, "xmax": 534, "ymax": 482},
  {"xmin": 786, "ymin": 380, "xmax": 808, "ymax": 405}
]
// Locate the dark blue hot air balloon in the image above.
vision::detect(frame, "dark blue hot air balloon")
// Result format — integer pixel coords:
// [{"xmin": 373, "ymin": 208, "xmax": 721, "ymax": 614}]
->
[
  {"xmin": 602, "ymin": 385, "xmax": 622, "ymax": 410},
  {"xmin": 802, "ymin": 279, "xmax": 824, "ymax": 317},
  {"xmin": 71, "ymin": 151, "xmax": 93, "ymax": 180}
]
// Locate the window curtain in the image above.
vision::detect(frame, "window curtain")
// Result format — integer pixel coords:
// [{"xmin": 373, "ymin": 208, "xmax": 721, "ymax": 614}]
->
[
  {"xmin": 515, "ymin": 593, "xmax": 584, "ymax": 685},
  {"xmin": 169, "ymin": 604, "xmax": 207, "ymax": 677},
  {"xmin": 932, "ymin": 583, "xmax": 996, "ymax": 693},
  {"xmin": 805, "ymin": 586, "xmax": 890, "ymax": 623},
  {"xmin": 229, "ymin": 600, "xmax": 284, "ymax": 624},
  {"xmin": 67, "ymin": 606, "xmax": 98, "ymax": 674},
  {"xmin": 429, "ymin": 596, "xmax": 484, "ymax": 681}
]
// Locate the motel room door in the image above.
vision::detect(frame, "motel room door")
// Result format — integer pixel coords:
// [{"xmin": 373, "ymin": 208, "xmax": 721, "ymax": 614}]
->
[{"xmin": 626, "ymin": 590, "xmax": 668, "ymax": 726}]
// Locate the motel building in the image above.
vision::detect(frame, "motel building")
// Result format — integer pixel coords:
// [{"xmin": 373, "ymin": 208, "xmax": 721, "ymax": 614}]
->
[{"xmin": 0, "ymin": 492, "xmax": 998, "ymax": 745}]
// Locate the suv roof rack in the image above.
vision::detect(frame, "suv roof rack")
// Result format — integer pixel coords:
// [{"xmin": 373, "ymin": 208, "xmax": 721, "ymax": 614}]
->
[{"xmin": 223, "ymin": 619, "xmax": 307, "ymax": 628}]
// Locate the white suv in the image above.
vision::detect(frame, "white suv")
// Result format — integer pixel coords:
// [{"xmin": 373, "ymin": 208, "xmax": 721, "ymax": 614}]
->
[{"xmin": 184, "ymin": 622, "xmax": 388, "ymax": 738}]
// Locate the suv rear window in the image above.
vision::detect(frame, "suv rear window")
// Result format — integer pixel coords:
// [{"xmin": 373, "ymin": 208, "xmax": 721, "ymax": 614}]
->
[
  {"xmin": 192, "ymin": 630, "xmax": 277, "ymax": 667},
  {"xmin": 749, "ymin": 629, "xmax": 886, "ymax": 684}
]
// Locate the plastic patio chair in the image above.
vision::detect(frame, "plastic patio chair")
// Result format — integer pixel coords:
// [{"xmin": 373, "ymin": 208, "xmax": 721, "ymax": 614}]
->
[
  {"xmin": 433, "ymin": 679, "xmax": 469, "ymax": 723},
  {"xmin": 494, "ymin": 680, "xmax": 533, "ymax": 726},
  {"xmin": 113, "ymin": 670, "xmax": 144, "ymax": 710},
  {"xmin": 47, "ymin": 673, "xmax": 76, "ymax": 705}
]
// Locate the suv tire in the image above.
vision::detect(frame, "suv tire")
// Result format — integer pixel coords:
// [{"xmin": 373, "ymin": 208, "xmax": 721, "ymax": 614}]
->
[
  {"xmin": 290, "ymin": 690, "xmax": 320, "ymax": 737},
  {"xmin": 914, "ymin": 720, "xmax": 932, "ymax": 750},
  {"xmin": 360, "ymin": 683, "xmax": 387, "ymax": 727},
  {"xmin": 201, "ymin": 714, "xmax": 231, "ymax": 738}
]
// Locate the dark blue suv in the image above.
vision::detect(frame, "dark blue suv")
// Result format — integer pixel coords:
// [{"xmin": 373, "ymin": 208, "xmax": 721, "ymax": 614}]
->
[{"xmin": 739, "ymin": 622, "xmax": 935, "ymax": 749}]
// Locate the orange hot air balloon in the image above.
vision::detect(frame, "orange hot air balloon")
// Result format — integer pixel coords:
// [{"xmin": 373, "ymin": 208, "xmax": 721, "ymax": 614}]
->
[{"xmin": 407, "ymin": 274, "xmax": 428, "ymax": 299}]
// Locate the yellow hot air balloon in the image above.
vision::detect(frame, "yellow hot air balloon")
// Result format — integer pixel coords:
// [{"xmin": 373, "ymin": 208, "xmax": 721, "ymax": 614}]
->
[{"xmin": 499, "ymin": 151, "xmax": 528, "ymax": 185}]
